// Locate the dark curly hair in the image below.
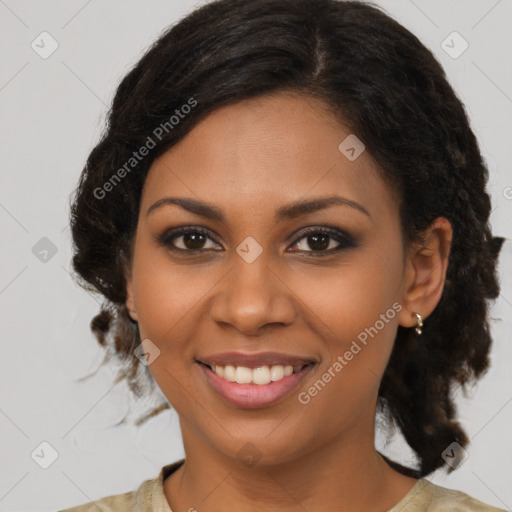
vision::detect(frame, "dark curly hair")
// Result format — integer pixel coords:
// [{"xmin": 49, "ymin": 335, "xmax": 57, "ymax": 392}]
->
[{"xmin": 69, "ymin": 0, "xmax": 505, "ymax": 478}]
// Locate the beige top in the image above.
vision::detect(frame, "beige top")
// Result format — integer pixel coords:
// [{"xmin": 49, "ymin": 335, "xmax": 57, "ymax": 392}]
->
[{"xmin": 59, "ymin": 459, "xmax": 506, "ymax": 512}]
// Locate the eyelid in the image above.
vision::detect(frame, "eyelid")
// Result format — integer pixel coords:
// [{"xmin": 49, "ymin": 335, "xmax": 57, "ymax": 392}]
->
[
  {"xmin": 156, "ymin": 226, "xmax": 223, "ymax": 251},
  {"xmin": 287, "ymin": 226, "xmax": 357, "ymax": 253}
]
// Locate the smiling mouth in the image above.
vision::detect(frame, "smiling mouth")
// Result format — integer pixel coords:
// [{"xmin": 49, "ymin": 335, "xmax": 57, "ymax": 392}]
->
[
  {"xmin": 197, "ymin": 361, "xmax": 314, "ymax": 386},
  {"xmin": 197, "ymin": 359, "xmax": 316, "ymax": 409}
]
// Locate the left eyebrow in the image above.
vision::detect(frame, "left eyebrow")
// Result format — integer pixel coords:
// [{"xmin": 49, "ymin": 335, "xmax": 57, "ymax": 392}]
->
[
  {"xmin": 145, "ymin": 195, "xmax": 371, "ymax": 221},
  {"xmin": 274, "ymin": 195, "xmax": 371, "ymax": 220}
]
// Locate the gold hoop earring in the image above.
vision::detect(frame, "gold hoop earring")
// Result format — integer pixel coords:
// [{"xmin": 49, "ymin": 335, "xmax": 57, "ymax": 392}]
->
[{"xmin": 414, "ymin": 312, "xmax": 423, "ymax": 335}]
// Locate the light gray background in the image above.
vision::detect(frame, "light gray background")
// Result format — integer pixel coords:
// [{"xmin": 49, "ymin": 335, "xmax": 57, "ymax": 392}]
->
[{"xmin": 1, "ymin": 1, "xmax": 511, "ymax": 511}]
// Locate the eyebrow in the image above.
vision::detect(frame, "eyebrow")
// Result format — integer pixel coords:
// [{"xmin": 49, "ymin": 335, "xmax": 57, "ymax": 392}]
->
[{"xmin": 146, "ymin": 195, "xmax": 371, "ymax": 221}]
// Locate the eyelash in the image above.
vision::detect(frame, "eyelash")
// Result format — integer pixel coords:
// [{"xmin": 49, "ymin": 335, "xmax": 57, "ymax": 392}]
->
[{"xmin": 156, "ymin": 226, "xmax": 357, "ymax": 257}]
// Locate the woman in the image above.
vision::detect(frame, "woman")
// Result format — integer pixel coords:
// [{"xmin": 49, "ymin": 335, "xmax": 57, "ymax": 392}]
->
[{"xmin": 61, "ymin": 0, "xmax": 506, "ymax": 510}]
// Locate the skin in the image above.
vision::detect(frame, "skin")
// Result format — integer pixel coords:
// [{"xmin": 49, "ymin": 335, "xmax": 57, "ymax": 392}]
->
[{"xmin": 124, "ymin": 91, "xmax": 452, "ymax": 512}]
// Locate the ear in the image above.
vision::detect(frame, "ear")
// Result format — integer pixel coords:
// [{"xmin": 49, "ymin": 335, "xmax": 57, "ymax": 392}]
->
[
  {"xmin": 397, "ymin": 217, "xmax": 452, "ymax": 329},
  {"xmin": 123, "ymin": 253, "xmax": 139, "ymax": 322}
]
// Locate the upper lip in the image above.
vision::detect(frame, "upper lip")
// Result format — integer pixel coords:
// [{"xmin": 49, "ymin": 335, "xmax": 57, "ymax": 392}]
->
[{"xmin": 196, "ymin": 351, "xmax": 316, "ymax": 369}]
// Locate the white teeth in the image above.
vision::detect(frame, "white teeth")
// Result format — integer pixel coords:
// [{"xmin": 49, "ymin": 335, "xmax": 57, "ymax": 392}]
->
[
  {"xmin": 223, "ymin": 365, "xmax": 236, "ymax": 382},
  {"xmin": 210, "ymin": 364, "xmax": 298, "ymax": 385},
  {"xmin": 270, "ymin": 365, "xmax": 284, "ymax": 381},
  {"xmin": 235, "ymin": 366, "xmax": 253, "ymax": 384},
  {"xmin": 253, "ymin": 366, "xmax": 271, "ymax": 385}
]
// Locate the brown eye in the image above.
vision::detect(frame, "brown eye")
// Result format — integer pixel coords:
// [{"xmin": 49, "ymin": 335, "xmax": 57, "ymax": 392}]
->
[
  {"xmin": 304, "ymin": 233, "xmax": 331, "ymax": 251},
  {"xmin": 288, "ymin": 227, "xmax": 357, "ymax": 255},
  {"xmin": 157, "ymin": 227, "xmax": 222, "ymax": 252},
  {"xmin": 180, "ymin": 232, "xmax": 207, "ymax": 250}
]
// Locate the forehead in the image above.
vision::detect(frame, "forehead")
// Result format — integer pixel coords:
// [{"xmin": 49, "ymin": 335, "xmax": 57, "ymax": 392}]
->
[{"xmin": 141, "ymin": 92, "xmax": 398, "ymax": 223}]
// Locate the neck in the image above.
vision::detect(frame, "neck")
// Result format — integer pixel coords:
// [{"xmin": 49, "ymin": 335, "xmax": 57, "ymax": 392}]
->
[{"xmin": 164, "ymin": 420, "xmax": 418, "ymax": 512}]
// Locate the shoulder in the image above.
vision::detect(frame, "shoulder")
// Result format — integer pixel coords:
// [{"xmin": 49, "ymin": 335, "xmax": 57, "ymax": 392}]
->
[
  {"xmin": 427, "ymin": 480, "xmax": 507, "ymax": 512},
  {"xmin": 57, "ymin": 483, "xmax": 148, "ymax": 512},
  {"xmin": 58, "ymin": 460, "xmax": 184, "ymax": 512},
  {"xmin": 390, "ymin": 478, "xmax": 507, "ymax": 512}
]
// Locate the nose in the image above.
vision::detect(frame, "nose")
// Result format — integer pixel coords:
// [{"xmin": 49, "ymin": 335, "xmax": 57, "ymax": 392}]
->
[{"xmin": 209, "ymin": 254, "xmax": 297, "ymax": 335}]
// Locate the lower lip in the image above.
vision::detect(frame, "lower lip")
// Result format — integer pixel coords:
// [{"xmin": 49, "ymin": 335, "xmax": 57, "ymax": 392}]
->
[{"xmin": 198, "ymin": 363, "xmax": 315, "ymax": 409}]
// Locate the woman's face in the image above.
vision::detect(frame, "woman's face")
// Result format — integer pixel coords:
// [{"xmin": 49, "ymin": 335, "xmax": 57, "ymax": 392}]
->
[{"xmin": 125, "ymin": 92, "xmax": 419, "ymax": 465}]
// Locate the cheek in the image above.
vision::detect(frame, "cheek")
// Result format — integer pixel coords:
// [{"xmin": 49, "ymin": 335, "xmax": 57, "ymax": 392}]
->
[
  {"xmin": 290, "ymin": 250, "xmax": 403, "ymax": 344},
  {"xmin": 130, "ymin": 249, "xmax": 209, "ymax": 408},
  {"xmin": 290, "ymin": 268, "xmax": 402, "ymax": 437},
  {"xmin": 288, "ymin": 239, "xmax": 404, "ymax": 394},
  {"xmin": 131, "ymin": 240, "xmax": 215, "ymax": 341}
]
